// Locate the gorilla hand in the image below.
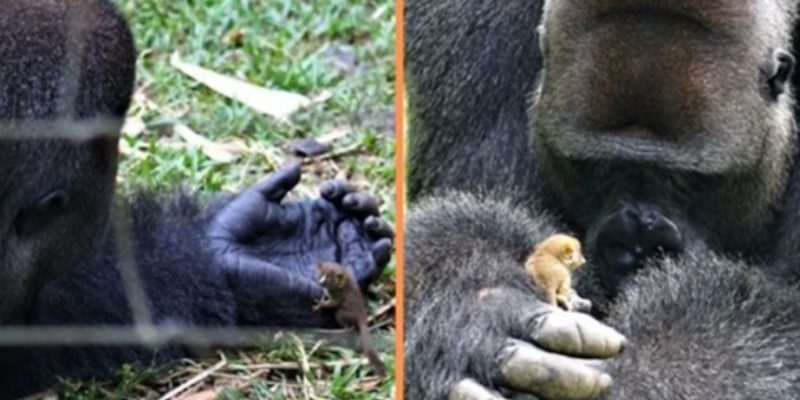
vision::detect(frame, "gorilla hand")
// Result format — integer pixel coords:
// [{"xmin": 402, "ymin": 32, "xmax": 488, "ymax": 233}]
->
[
  {"xmin": 206, "ymin": 163, "xmax": 393, "ymax": 326},
  {"xmin": 411, "ymin": 286, "xmax": 625, "ymax": 400}
]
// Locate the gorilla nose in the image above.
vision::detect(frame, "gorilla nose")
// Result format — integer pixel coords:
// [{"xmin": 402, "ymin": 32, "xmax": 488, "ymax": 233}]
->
[
  {"xmin": 603, "ymin": 243, "xmax": 638, "ymax": 272},
  {"xmin": 594, "ymin": 202, "xmax": 684, "ymax": 275}
]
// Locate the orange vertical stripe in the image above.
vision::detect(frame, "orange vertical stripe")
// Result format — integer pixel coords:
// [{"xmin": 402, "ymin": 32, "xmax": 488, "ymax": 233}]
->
[{"xmin": 393, "ymin": 0, "xmax": 406, "ymax": 397}]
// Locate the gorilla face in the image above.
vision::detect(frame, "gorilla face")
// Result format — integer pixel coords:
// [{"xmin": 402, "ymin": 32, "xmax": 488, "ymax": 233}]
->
[
  {"xmin": 533, "ymin": 0, "xmax": 795, "ymax": 174},
  {"xmin": 0, "ymin": 137, "xmax": 118, "ymax": 323},
  {"xmin": 530, "ymin": 0, "xmax": 798, "ymax": 287},
  {"xmin": 0, "ymin": 0, "xmax": 133, "ymax": 323}
]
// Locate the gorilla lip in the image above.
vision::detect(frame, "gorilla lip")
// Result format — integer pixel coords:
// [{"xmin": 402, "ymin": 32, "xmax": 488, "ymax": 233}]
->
[
  {"xmin": 540, "ymin": 126, "xmax": 728, "ymax": 173},
  {"xmin": 594, "ymin": 6, "xmax": 713, "ymax": 36}
]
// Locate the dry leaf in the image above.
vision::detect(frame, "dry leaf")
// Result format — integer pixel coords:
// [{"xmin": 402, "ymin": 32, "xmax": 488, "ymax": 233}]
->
[
  {"xmin": 170, "ymin": 52, "xmax": 318, "ymax": 121},
  {"xmin": 19, "ymin": 390, "xmax": 57, "ymax": 400},
  {"xmin": 179, "ymin": 390, "xmax": 220, "ymax": 400},
  {"xmin": 173, "ymin": 123, "xmax": 248, "ymax": 163},
  {"xmin": 121, "ymin": 117, "xmax": 146, "ymax": 137},
  {"xmin": 131, "ymin": 86, "xmax": 159, "ymax": 112},
  {"xmin": 357, "ymin": 377, "xmax": 384, "ymax": 392},
  {"xmin": 119, "ymin": 140, "xmax": 132, "ymax": 156},
  {"xmin": 317, "ymin": 126, "xmax": 351, "ymax": 144}
]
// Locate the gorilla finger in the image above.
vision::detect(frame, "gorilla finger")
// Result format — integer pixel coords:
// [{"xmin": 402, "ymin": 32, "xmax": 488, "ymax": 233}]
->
[
  {"xmin": 371, "ymin": 238, "xmax": 394, "ymax": 267},
  {"xmin": 528, "ymin": 310, "xmax": 626, "ymax": 359},
  {"xmin": 320, "ymin": 180, "xmax": 357, "ymax": 203},
  {"xmin": 365, "ymin": 216, "xmax": 395, "ymax": 240},
  {"xmin": 450, "ymin": 379, "xmax": 508, "ymax": 400},
  {"xmin": 337, "ymin": 220, "xmax": 376, "ymax": 281},
  {"xmin": 505, "ymin": 394, "xmax": 541, "ymax": 400},
  {"xmin": 342, "ymin": 192, "xmax": 380, "ymax": 216},
  {"xmin": 498, "ymin": 339, "xmax": 612, "ymax": 400},
  {"xmin": 251, "ymin": 163, "xmax": 302, "ymax": 202}
]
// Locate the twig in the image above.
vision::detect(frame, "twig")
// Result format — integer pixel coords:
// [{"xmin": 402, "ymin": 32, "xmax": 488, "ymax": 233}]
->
[
  {"xmin": 245, "ymin": 358, "xmax": 370, "ymax": 372},
  {"xmin": 19, "ymin": 390, "xmax": 57, "ymax": 400},
  {"xmin": 159, "ymin": 354, "xmax": 227, "ymax": 400},
  {"xmin": 289, "ymin": 334, "xmax": 315, "ymax": 400},
  {"xmin": 370, "ymin": 318, "xmax": 394, "ymax": 331},
  {"xmin": 301, "ymin": 143, "xmax": 363, "ymax": 165},
  {"xmin": 368, "ymin": 298, "xmax": 395, "ymax": 323}
]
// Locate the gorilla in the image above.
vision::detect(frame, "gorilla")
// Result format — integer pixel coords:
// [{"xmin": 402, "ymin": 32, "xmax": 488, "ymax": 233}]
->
[
  {"xmin": 0, "ymin": 1, "xmax": 393, "ymax": 398},
  {"xmin": 405, "ymin": 0, "xmax": 800, "ymax": 399}
]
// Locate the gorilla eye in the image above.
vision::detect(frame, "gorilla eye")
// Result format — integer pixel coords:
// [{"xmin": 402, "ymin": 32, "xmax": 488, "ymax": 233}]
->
[
  {"xmin": 35, "ymin": 190, "xmax": 70, "ymax": 212},
  {"xmin": 14, "ymin": 189, "xmax": 71, "ymax": 236}
]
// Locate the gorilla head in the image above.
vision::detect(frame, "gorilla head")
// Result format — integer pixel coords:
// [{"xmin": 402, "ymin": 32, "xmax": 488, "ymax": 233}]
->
[
  {"xmin": 531, "ymin": 0, "xmax": 798, "ymax": 292},
  {"xmin": 0, "ymin": 0, "xmax": 135, "ymax": 322}
]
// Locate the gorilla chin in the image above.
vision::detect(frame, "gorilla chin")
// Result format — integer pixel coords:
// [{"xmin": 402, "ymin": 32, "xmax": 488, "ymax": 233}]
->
[{"xmin": 530, "ymin": 0, "xmax": 797, "ymax": 262}]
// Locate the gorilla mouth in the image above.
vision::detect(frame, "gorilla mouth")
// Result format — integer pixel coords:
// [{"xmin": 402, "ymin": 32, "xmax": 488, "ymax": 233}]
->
[
  {"xmin": 534, "ymin": 2, "xmax": 752, "ymax": 173},
  {"xmin": 545, "ymin": 125, "xmax": 709, "ymax": 172},
  {"xmin": 594, "ymin": 4, "xmax": 712, "ymax": 35}
]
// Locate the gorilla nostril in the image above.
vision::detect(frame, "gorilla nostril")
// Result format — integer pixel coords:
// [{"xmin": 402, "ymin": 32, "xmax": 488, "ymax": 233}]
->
[
  {"xmin": 647, "ymin": 215, "xmax": 684, "ymax": 254},
  {"xmin": 621, "ymin": 206, "xmax": 638, "ymax": 221},
  {"xmin": 640, "ymin": 211, "xmax": 657, "ymax": 228},
  {"xmin": 603, "ymin": 244, "xmax": 638, "ymax": 272}
]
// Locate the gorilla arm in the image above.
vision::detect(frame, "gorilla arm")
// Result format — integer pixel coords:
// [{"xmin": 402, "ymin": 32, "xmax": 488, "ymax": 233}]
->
[
  {"xmin": 605, "ymin": 251, "xmax": 800, "ymax": 400},
  {"xmin": 404, "ymin": 192, "xmax": 625, "ymax": 400},
  {"xmin": 405, "ymin": 0, "xmax": 545, "ymax": 202},
  {"xmin": 0, "ymin": 166, "xmax": 393, "ymax": 399},
  {"xmin": 406, "ymin": 191, "xmax": 800, "ymax": 400}
]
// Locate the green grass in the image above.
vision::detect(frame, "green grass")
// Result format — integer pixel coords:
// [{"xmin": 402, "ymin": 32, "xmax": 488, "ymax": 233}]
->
[
  {"xmin": 61, "ymin": 0, "xmax": 396, "ymax": 398},
  {"xmin": 116, "ymin": 0, "xmax": 395, "ymax": 198}
]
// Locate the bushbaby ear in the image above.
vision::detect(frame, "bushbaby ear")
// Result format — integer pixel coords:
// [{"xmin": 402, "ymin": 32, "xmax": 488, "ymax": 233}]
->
[
  {"xmin": 316, "ymin": 263, "xmax": 327, "ymax": 285},
  {"xmin": 336, "ymin": 270, "xmax": 347, "ymax": 282}
]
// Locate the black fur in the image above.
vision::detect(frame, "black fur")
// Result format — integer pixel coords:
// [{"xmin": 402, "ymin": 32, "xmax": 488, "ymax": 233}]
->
[
  {"xmin": 404, "ymin": 192, "xmax": 559, "ymax": 399},
  {"xmin": 0, "ymin": 196, "xmax": 235, "ymax": 399},
  {"xmin": 0, "ymin": 0, "xmax": 135, "ymax": 119},
  {"xmin": 405, "ymin": 0, "xmax": 543, "ymax": 203},
  {"xmin": 608, "ymin": 252, "xmax": 800, "ymax": 399}
]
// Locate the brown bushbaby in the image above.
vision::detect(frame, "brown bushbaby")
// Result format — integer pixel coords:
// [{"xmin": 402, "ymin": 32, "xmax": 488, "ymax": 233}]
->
[
  {"xmin": 525, "ymin": 234, "xmax": 587, "ymax": 311},
  {"xmin": 313, "ymin": 261, "xmax": 387, "ymax": 376}
]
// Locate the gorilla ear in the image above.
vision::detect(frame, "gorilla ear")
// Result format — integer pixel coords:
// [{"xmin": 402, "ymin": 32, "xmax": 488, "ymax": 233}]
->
[{"xmin": 764, "ymin": 49, "xmax": 795, "ymax": 100}]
